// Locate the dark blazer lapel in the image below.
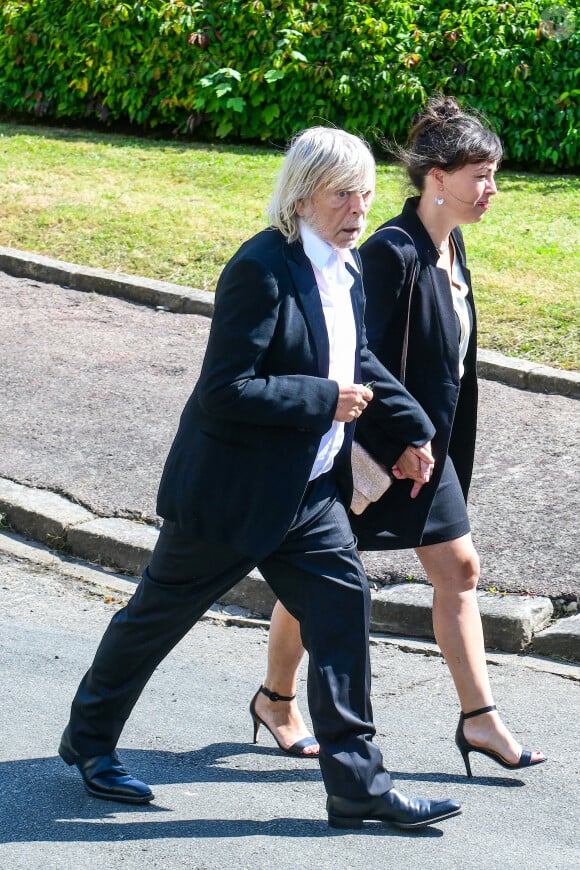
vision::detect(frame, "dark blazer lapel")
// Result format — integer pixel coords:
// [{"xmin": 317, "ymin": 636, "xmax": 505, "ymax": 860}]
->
[
  {"xmin": 451, "ymin": 229, "xmax": 475, "ymax": 320},
  {"xmin": 346, "ymin": 257, "xmax": 364, "ymax": 383},
  {"xmin": 347, "ymin": 254, "xmax": 365, "ymax": 326},
  {"xmin": 286, "ymin": 241, "xmax": 330, "ymax": 377},
  {"xmin": 427, "ymin": 264, "xmax": 460, "ymax": 378}
]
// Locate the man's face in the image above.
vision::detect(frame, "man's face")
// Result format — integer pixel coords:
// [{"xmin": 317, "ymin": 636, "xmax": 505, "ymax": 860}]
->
[{"xmin": 296, "ymin": 181, "xmax": 375, "ymax": 249}]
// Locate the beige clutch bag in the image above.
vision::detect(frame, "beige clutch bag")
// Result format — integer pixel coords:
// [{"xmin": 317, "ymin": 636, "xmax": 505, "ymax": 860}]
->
[{"xmin": 350, "ymin": 440, "xmax": 394, "ymax": 515}]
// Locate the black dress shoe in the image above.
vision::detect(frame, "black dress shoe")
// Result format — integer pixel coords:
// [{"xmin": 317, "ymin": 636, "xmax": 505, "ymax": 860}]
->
[
  {"xmin": 327, "ymin": 787, "xmax": 462, "ymax": 830},
  {"xmin": 58, "ymin": 726, "xmax": 154, "ymax": 804}
]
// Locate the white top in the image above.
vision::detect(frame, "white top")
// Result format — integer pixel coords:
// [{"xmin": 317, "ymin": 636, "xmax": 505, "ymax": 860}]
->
[
  {"xmin": 300, "ymin": 220, "xmax": 357, "ymax": 480},
  {"xmin": 450, "ymin": 248, "xmax": 471, "ymax": 379}
]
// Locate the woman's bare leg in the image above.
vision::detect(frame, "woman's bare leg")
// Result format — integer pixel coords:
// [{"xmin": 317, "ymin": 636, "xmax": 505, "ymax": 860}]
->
[
  {"xmin": 258, "ymin": 535, "xmax": 543, "ymax": 763},
  {"xmin": 253, "ymin": 599, "xmax": 319, "ymax": 754},
  {"xmin": 416, "ymin": 534, "xmax": 543, "ymax": 763}
]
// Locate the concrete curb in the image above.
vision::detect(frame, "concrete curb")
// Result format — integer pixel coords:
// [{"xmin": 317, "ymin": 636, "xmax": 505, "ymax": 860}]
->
[
  {"xmin": 1, "ymin": 245, "xmax": 578, "ymax": 398},
  {"xmin": 2, "ymin": 476, "xmax": 578, "ymax": 661},
  {"xmin": 477, "ymin": 349, "xmax": 580, "ymax": 399},
  {"xmin": 0, "ymin": 246, "xmax": 214, "ymax": 317}
]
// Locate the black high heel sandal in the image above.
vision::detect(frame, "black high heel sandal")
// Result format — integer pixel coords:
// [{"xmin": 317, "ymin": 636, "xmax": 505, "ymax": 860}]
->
[
  {"xmin": 249, "ymin": 685, "xmax": 320, "ymax": 758},
  {"xmin": 455, "ymin": 704, "xmax": 547, "ymax": 777}
]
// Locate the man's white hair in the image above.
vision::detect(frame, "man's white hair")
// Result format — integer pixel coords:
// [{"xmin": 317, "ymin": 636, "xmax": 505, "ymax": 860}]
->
[{"xmin": 267, "ymin": 127, "xmax": 376, "ymax": 242}]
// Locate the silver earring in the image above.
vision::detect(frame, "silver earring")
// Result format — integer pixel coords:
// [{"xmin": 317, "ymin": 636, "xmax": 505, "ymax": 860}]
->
[{"xmin": 435, "ymin": 187, "xmax": 445, "ymax": 206}]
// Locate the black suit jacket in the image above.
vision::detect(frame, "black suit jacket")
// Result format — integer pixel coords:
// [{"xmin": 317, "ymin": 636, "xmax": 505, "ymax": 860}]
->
[
  {"xmin": 156, "ymin": 227, "xmax": 435, "ymax": 560},
  {"xmin": 353, "ymin": 198, "xmax": 478, "ymax": 548}
]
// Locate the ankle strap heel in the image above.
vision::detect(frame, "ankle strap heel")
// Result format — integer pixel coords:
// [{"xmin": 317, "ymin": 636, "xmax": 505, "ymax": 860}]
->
[
  {"xmin": 258, "ymin": 685, "xmax": 296, "ymax": 703},
  {"xmin": 460, "ymin": 704, "xmax": 496, "ymax": 721},
  {"xmin": 249, "ymin": 685, "xmax": 319, "ymax": 758},
  {"xmin": 455, "ymin": 704, "xmax": 546, "ymax": 777}
]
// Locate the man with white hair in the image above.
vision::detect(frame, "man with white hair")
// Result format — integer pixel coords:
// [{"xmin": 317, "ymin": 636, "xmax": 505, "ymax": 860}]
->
[{"xmin": 59, "ymin": 127, "xmax": 461, "ymax": 830}]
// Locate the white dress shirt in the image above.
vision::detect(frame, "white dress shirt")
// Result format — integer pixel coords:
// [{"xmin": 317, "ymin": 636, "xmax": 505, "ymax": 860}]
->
[{"xmin": 299, "ymin": 220, "xmax": 358, "ymax": 481}]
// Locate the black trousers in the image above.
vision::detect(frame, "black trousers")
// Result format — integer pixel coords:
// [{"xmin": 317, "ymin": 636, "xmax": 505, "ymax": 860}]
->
[{"xmin": 67, "ymin": 471, "xmax": 393, "ymax": 799}]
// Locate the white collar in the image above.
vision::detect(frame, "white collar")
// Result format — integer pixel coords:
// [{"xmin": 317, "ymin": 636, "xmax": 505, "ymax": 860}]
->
[{"xmin": 299, "ymin": 219, "xmax": 358, "ymax": 273}]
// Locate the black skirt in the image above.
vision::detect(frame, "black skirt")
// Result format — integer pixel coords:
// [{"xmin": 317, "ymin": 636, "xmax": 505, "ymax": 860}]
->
[{"xmin": 352, "ymin": 456, "xmax": 470, "ymax": 551}]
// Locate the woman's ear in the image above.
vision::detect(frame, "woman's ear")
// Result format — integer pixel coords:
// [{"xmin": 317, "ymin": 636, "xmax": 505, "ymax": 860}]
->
[{"xmin": 429, "ymin": 167, "xmax": 445, "ymax": 188}]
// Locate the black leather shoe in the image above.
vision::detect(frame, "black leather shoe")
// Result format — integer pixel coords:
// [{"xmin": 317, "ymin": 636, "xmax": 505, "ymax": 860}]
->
[
  {"xmin": 58, "ymin": 726, "xmax": 154, "ymax": 804},
  {"xmin": 327, "ymin": 787, "xmax": 462, "ymax": 830}
]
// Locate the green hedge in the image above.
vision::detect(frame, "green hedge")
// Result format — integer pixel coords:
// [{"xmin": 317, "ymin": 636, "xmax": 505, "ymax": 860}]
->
[{"xmin": 0, "ymin": 1, "xmax": 578, "ymax": 168}]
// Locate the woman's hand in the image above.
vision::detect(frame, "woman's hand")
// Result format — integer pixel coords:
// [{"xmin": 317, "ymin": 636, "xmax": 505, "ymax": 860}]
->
[{"xmin": 392, "ymin": 442, "xmax": 434, "ymax": 498}]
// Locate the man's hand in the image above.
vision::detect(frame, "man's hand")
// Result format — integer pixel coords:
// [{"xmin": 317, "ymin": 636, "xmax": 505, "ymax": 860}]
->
[
  {"xmin": 391, "ymin": 442, "xmax": 434, "ymax": 499},
  {"xmin": 334, "ymin": 384, "xmax": 374, "ymax": 423}
]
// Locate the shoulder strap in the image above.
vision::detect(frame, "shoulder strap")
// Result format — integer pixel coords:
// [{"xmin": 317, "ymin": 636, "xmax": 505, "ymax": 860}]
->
[{"xmin": 370, "ymin": 226, "xmax": 417, "ymax": 385}]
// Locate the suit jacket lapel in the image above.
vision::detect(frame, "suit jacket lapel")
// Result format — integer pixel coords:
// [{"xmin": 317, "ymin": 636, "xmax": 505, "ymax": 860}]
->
[
  {"xmin": 346, "ymin": 258, "xmax": 364, "ymax": 383},
  {"xmin": 286, "ymin": 241, "xmax": 330, "ymax": 377},
  {"xmin": 286, "ymin": 240, "xmax": 365, "ymax": 382}
]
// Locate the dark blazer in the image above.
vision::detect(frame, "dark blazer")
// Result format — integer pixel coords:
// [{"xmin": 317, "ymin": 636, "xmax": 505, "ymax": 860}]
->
[
  {"xmin": 156, "ymin": 227, "xmax": 435, "ymax": 560},
  {"xmin": 353, "ymin": 197, "xmax": 478, "ymax": 549}
]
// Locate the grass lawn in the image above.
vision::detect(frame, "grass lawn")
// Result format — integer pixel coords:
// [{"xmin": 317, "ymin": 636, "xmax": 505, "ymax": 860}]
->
[{"xmin": 0, "ymin": 122, "xmax": 578, "ymax": 371}]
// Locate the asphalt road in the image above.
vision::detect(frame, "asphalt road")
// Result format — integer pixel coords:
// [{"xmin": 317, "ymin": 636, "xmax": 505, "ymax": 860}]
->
[
  {"xmin": 1, "ymin": 544, "xmax": 578, "ymax": 870},
  {"xmin": 0, "ymin": 271, "xmax": 579, "ymax": 597}
]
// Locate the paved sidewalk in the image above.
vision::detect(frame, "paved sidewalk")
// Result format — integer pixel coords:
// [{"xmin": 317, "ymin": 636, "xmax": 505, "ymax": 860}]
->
[
  {"xmin": 2, "ymin": 543, "xmax": 577, "ymax": 869},
  {"xmin": 1, "ymin": 244, "xmax": 579, "ymax": 398},
  {"xmin": 0, "ymin": 256, "xmax": 579, "ymax": 660}
]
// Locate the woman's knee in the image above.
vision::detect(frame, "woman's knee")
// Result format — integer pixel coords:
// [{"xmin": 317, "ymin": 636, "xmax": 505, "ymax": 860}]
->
[
  {"xmin": 422, "ymin": 540, "xmax": 480, "ymax": 593},
  {"xmin": 451, "ymin": 548, "xmax": 480, "ymax": 592}
]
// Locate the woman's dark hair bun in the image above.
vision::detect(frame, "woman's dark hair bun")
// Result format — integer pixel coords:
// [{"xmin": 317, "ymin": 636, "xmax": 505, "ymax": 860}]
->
[
  {"xmin": 430, "ymin": 96, "xmax": 463, "ymax": 121},
  {"xmin": 399, "ymin": 94, "xmax": 502, "ymax": 192},
  {"xmin": 410, "ymin": 96, "xmax": 462, "ymax": 141}
]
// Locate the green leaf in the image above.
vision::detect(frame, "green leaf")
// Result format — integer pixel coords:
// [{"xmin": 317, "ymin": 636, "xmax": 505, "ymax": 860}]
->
[
  {"xmin": 262, "ymin": 102, "xmax": 280, "ymax": 124},
  {"xmin": 264, "ymin": 69, "xmax": 284, "ymax": 83},
  {"xmin": 226, "ymin": 96, "xmax": 245, "ymax": 112},
  {"xmin": 216, "ymin": 119, "xmax": 233, "ymax": 138}
]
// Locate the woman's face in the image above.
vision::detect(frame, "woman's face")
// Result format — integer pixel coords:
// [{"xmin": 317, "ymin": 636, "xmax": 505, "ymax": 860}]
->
[{"xmin": 438, "ymin": 161, "xmax": 498, "ymax": 224}]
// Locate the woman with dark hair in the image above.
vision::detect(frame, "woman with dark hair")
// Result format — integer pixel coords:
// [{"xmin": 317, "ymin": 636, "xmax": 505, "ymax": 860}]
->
[{"xmin": 250, "ymin": 97, "xmax": 546, "ymax": 776}]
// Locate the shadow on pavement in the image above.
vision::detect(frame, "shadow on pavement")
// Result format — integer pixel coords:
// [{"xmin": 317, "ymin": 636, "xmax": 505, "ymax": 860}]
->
[{"xmin": 0, "ymin": 740, "xmax": 526, "ymax": 844}]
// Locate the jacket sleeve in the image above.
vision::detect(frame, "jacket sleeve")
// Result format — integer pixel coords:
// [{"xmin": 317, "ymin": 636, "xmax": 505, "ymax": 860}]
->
[
  {"xmin": 356, "ymin": 229, "xmax": 435, "ymax": 467},
  {"xmin": 360, "ymin": 229, "xmax": 413, "ymax": 357},
  {"xmin": 196, "ymin": 253, "xmax": 338, "ymax": 434},
  {"xmin": 358, "ymin": 333, "xmax": 435, "ymax": 468}
]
